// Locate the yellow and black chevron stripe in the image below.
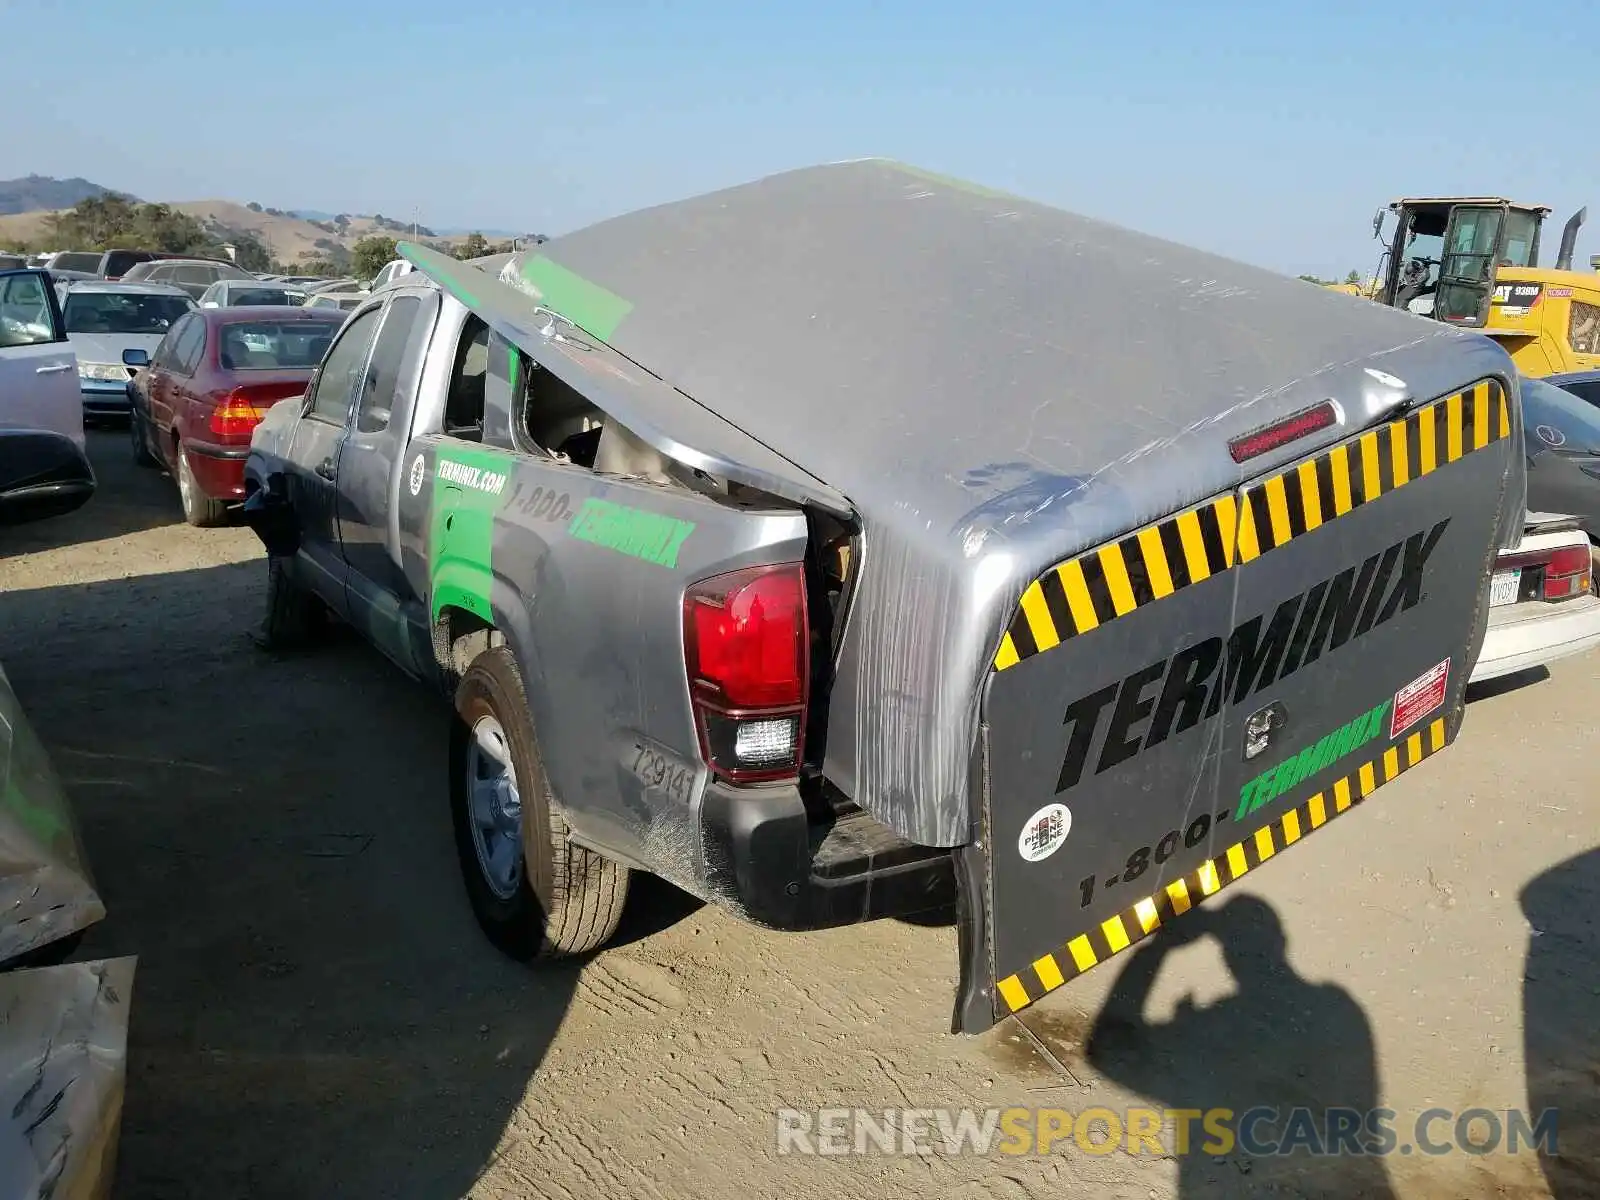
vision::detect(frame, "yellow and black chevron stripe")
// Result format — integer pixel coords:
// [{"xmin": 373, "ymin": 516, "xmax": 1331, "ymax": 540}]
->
[
  {"xmin": 994, "ymin": 379, "xmax": 1511, "ymax": 671},
  {"xmin": 994, "ymin": 716, "xmax": 1450, "ymax": 1015}
]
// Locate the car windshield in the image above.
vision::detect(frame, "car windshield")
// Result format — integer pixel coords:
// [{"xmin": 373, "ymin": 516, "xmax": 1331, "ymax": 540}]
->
[
  {"xmin": 64, "ymin": 291, "xmax": 192, "ymax": 335},
  {"xmin": 228, "ymin": 288, "xmax": 306, "ymax": 307},
  {"xmin": 219, "ymin": 319, "xmax": 341, "ymax": 370},
  {"xmin": 1524, "ymin": 375, "xmax": 1600, "ymax": 451}
]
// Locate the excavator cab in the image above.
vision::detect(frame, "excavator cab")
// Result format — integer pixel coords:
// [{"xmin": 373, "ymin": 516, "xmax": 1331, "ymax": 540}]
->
[
  {"xmin": 1372, "ymin": 198, "xmax": 1555, "ymax": 325},
  {"xmin": 1369, "ymin": 198, "xmax": 1599, "ymax": 377}
]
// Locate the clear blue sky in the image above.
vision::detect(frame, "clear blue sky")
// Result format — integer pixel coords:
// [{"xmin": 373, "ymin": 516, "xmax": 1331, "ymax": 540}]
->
[{"xmin": 5, "ymin": 0, "xmax": 1595, "ymax": 278}]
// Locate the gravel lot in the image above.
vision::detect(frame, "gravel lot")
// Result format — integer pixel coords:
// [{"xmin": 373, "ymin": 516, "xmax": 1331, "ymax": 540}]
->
[{"xmin": 1, "ymin": 431, "xmax": 1594, "ymax": 1199}]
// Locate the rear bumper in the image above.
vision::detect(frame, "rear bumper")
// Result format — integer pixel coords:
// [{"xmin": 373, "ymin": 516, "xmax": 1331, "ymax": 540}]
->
[
  {"xmin": 698, "ymin": 779, "xmax": 955, "ymax": 930},
  {"xmin": 182, "ymin": 442, "xmax": 249, "ymax": 501},
  {"xmin": 1470, "ymin": 593, "xmax": 1600, "ymax": 682}
]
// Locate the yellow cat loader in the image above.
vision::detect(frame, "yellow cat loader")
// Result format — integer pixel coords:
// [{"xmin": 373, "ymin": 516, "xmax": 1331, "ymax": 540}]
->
[{"xmin": 1370, "ymin": 197, "xmax": 1600, "ymax": 377}]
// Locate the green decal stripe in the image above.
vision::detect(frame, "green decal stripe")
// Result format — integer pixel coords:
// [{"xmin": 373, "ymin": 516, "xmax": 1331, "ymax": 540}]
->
[
  {"xmin": 428, "ymin": 445, "xmax": 518, "ymax": 623},
  {"xmin": 396, "ymin": 240, "xmax": 481, "ymax": 308},
  {"xmin": 568, "ymin": 497, "xmax": 694, "ymax": 568},
  {"xmin": 518, "ymin": 256, "xmax": 634, "ymax": 340}
]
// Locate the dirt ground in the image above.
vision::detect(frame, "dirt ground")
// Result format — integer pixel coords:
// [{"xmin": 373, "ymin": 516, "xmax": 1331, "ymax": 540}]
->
[{"xmin": 1, "ymin": 431, "xmax": 1595, "ymax": 1200}]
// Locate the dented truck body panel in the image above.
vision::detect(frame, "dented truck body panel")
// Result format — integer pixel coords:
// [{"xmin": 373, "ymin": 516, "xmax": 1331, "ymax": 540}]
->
[
  {"xmin": 393, "ymin": 430, "xmax": 811, "ymax": 878},
  {"xmin": 247, "ymin": 283, "xmax": 814, "ymax": 888},
  {"xmin": 246, "ymin": 161, "xmax": 1527, "ymax": 1036},
  {"xmin": 486, "ymin": 159, "xmax": 1525, "ymax": 849}
]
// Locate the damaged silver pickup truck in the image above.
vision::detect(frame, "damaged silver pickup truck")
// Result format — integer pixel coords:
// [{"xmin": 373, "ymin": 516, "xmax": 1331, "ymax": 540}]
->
[{"xmin": 241, "ymin": 160, "xmax": 1526, "ymax": 1034}]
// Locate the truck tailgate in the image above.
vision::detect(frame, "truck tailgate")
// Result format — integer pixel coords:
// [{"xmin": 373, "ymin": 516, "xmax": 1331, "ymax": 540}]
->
[{"xmin": 976, "ymin": 378, "xmax": 1515, "ymax": 1027}]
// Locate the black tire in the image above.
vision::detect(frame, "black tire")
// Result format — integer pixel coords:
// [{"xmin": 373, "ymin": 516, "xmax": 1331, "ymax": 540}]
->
[
  {"xmin": 176, "ymin": 445, "xmax": 229, "ymax": 527},
  {"xmin": 256, "ymin": 555, "xmax": 324, "ymax": 651},
  {"xmin": 450, "ymin": 646, "xmax": 629, "ymax": 960},
  {"xmin": 130, "ymin": 406, "xmax": 158, "ymax": 467}
]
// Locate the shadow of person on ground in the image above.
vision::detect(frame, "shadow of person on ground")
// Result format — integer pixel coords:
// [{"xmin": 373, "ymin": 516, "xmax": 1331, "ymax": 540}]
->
[
  {"xmin": 1521, "ymin": 847, "xmax": 1600, "ymax": 1198},
  {"xmin": 1084, "ymin": 895, "xmax": 1396, "ymax": 1199},
  {"xmin": 0, "ymin": 559, "xmax": 596, "ymax": 1200}
]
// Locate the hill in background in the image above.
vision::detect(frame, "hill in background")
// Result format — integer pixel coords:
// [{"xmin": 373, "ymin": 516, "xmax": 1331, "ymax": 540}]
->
[
  {"xmin": 0, "ymin": 176, "xmax": 539, "ymax": 269},
  {"xmin": 0, "ymin": 174, "xmax": 118, "ymax": 215}
]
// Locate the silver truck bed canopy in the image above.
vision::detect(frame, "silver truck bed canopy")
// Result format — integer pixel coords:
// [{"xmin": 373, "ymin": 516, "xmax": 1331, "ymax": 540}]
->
[{"xmin": 473, "ymin": 160, "xmax": 1522, "ymax": 846}]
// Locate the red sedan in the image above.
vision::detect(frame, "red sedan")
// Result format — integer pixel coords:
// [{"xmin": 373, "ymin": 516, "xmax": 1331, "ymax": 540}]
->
[{"xmin": 127, "ymin": 305, "xmax": 345, "ymax": 526}]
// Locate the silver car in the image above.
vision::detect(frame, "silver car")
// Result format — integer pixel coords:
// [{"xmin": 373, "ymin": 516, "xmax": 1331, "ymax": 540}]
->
[{"xmin": 59, "ymin": 280, "xmax": 195, "ymax": 418}]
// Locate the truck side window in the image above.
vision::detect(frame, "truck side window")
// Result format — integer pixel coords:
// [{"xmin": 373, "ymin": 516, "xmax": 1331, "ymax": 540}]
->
[
  {"xmin": 444, "ymin": 315, "xmax": 489, "ymax": 442},
  {"xmin": 355, "ymin": 295, "xmax": 422, "ymax": 434},
  {"xmin": 306, "ymin": 306, "xmax": 382, "ymax": 425}
]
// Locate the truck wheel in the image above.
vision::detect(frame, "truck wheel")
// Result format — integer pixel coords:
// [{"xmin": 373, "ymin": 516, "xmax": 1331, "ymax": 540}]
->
[
  {"xmin": 256, "ymin": 555, "xmax": 324, "ymax": 651},
  {"xmin": 451, "ymin": 646, "xmax": 629, "ymax": 959},
  {"xmin": 129, "ymin": 408, "xmax": 157, "ymax": 467},
  {"xmin": 176, "ymin": 447, "xmax": 229, "ymax": 527}
]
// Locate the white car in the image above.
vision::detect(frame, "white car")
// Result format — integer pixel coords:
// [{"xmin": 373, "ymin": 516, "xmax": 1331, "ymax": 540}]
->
[
  {"xmin": 301, "ymin": 291, "xmax": 366, "ymax": 313},
  {"xmin": 196, "ymin": 279, "xmax": 311, "ymax": 309},
  {"xmin": 0, "ymin": 268, "xmax": 82, "ymax": 448},
  {"xmin": 366, "ymin": 258, "xmax": 415, "ymax": 291},
  {"xmin": 1471, "ymin": 512, "xmax": 1600, "ymax": 682}
]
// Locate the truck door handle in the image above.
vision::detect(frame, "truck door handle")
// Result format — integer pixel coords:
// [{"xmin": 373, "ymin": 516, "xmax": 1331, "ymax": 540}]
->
[
  {"xmin": 36, "ymin": 363, "xmax": 72, "ymax": 374},
  {"xmin": 315, "ymin": 458, "xmax": 336, "ymax": 481}
]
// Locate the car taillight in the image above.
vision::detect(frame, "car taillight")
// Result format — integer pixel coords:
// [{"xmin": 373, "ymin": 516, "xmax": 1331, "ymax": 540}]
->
[
  {"xmin": 683, "ymin": 562, "xmax": 809, "ymax": 784},
  {"xmin": 208, "ymin": 384, "xmax": 304, "ymax": 437},
  {"xmin": 1542, "ymin": 544, "xmax": 1592, "ymax": 600},
  {"xmin": 209, "ymin": 389, "xmax": 270, "ymax": 437}
]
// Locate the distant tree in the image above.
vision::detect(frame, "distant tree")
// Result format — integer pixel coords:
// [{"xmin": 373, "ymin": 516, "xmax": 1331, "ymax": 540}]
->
[
  {"xmin": 487, "ymin": 240, "xmax": 516, "ymax": 255},
  {"xmin": 1345, "ymin": 269, "xmax": 1362, "ymax": 285},
  {"xmin": 455, "ymin": 231, "xmax": 490, "ymax": 259},
  {"xmin": 44, "ymin": 194, "xmax": 221, "ymax": 256},
  {"xmin": 246, "ymin": 201, "xmax": 263, "ymax": 213},
  {"xmin": 230, "ymin": 233, "xmax": 271, "ymax": 272},
  {"xmin": 350, "ymin": 234, "xmax": 398, "ymax": 280},
  {"xmin": 1298, "ymin": 274, "xmax": 1327, "ymax": 284},
  {"xmin": 333, "ymin": 214, "xmax": 350, "ymax": 229}
]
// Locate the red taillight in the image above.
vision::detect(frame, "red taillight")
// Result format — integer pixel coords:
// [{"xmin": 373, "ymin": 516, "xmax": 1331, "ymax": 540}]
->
[
  {"xmin": 1542, "ymin": 544, "xmax": 1592, "ymax": 600},
  {"xmin": 209, "ymin": 389, "xmax": 269, "ymax": 437},
  {"xmin": 683, "ymin": 562, "xmax": 809, "ymax": 783},
  {"xmin": 207, "ymin": 384, "xmax": 304, "ymax": 438},
  {"xmin": 1228, "ymin": 401, "xmax": 1340, "ymax": 464}
]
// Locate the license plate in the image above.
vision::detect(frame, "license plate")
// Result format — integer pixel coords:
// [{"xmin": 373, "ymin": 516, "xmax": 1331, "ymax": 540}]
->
[{"xmin": 1490, "ymin": 568, "xmax": 1521, "ymax": 607}]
